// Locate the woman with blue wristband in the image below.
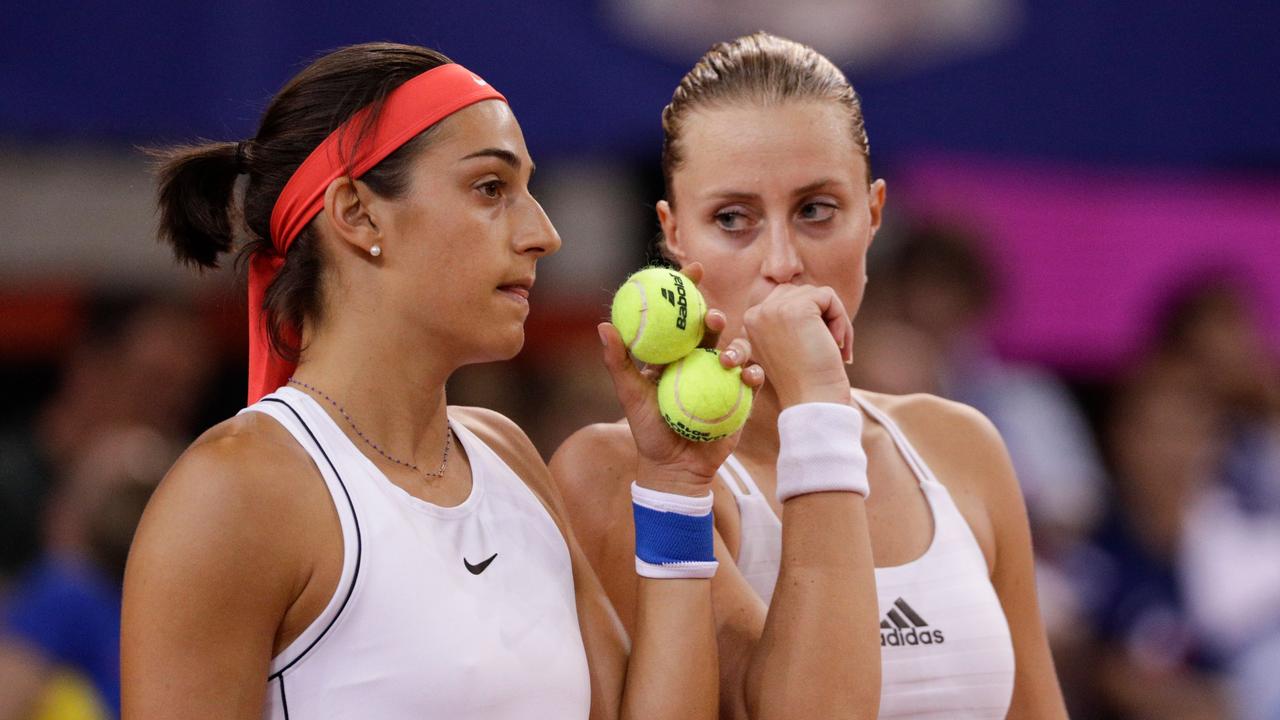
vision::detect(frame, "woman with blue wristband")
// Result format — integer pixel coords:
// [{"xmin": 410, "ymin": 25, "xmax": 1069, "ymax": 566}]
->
[
  {"xmin": 123, "ymin": 42, "xmax": 757, "ymax": 720},
  {"xmin": 553, "ymin": 33, "xmax": 1069, "ymax": 718}
]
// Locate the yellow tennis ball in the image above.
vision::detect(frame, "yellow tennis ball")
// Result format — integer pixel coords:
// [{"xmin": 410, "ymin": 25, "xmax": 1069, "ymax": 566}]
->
[
  {"xmin": 610, "ymin": 267, "xmax": 706, "ymax": 365},
  {"xmin": 658, "ymin": 348, "xmax": 753, "ymax": 442}
]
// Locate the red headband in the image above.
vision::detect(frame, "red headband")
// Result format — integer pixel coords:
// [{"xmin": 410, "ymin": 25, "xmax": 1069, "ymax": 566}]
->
[{"xmin": 247, "ymin": 63, "xmax": 507, "ymax": 403}]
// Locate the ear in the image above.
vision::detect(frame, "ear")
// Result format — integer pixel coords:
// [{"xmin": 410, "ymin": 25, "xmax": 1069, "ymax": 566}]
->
[
  {"xmin": 655, "ymin": 200, "xmax": 687, "ymax": 265},
  {"xmin": 321, "ymin": 176, "xmax": 383, "ymax": 255},
  {"xmin": 866, "ymin": 178, "xmax": 887, "ymax": 247}
]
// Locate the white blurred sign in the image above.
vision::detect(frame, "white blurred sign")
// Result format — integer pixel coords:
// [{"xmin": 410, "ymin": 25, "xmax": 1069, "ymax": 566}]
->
[{"xmin": 604, "ymin": 0, "xmax": 1023, "ymax": 73}]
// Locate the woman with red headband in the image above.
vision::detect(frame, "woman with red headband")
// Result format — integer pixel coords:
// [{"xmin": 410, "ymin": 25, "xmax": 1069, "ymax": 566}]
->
[{"xmin": 121, "ymin": 42, "xmax": 751, "ymax": 719}]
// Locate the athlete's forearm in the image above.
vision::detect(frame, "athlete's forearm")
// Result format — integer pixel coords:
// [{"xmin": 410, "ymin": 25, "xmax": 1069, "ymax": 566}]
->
[
  {"xmin": 615, "ymin": 473, "xmax": 720, "ymax": 720},
  {"xmin": 745, "ymin": 493, "xmax": 881, "ymax": 720},
  {"xmin": 741, "ymin": 402, "xmax": 881, "ymax": 719},
  {"xmin": 619, "ymin": 578, "xmax": 718, "ymax": 720}
]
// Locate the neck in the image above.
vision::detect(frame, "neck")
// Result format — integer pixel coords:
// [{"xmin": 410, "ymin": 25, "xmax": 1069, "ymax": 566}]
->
[{"xmin": 290, "ymin": 319, "xmax": 455, "ymax": 467}]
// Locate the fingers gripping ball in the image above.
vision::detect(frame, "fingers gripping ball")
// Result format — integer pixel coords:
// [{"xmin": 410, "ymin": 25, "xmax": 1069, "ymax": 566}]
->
[
  {"xmin": 611, "ymin": 267, "xmax": 706, "ymax": 365},
  {"xmin": 658, "ymin": 349, "xmax": 753, "ymax": 442}
]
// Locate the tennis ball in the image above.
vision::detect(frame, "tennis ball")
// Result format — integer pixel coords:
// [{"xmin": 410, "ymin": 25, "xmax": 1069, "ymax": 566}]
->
[
  {"xmin": 610, "ymin": 267, "xmax": 706, "ymax": 365},
  {"xmin": 658, "ymin": 348, "xmax": 753, "ymax": 442}
]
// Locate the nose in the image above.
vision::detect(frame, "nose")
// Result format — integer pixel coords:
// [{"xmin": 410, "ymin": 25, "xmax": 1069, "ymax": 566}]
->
[
  {"xmin": 760, "ymin": 220, "xmax": 803, "ymax": 284},
  {"xmin": 514, "ymin": 197, "xmax": 562, "ymax": 258}
]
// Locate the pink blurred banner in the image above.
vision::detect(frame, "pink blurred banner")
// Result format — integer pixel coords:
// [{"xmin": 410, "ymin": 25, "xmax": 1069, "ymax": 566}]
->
[{"xmin": 895, "ymin": 153, "xmax": 1280, "ymax": 376}]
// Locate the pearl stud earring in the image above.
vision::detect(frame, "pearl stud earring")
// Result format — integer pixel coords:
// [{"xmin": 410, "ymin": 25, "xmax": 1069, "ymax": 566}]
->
[{"xmin": 370, "ymin": 244, "xmax": 382, "ymax": 257}]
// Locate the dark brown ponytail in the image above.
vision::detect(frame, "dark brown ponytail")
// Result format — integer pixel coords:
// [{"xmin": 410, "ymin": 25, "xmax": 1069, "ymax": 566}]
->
[
  {"xmin": 152, "ymin": 42, "xmax": 452, "ymax": 360},
  {"xmin": 153, "ymin": 141, "xmax": 242, "ymax": 269}
]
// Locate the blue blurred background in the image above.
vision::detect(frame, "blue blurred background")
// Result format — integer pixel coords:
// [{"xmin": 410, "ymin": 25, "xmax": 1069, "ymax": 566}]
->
[{"xmin": 1, "ymin": 1, "xmax": 1278, "ymax": 718}]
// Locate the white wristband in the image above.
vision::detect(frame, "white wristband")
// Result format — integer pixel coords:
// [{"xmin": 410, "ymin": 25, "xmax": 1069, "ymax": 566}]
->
[
  {"xmin": 776, "ymin": 402, "xmax": 869, "ymax": 503},
  {"xmin": 631, "ymin": 482, "xmax": 715, "ymax": 515}
]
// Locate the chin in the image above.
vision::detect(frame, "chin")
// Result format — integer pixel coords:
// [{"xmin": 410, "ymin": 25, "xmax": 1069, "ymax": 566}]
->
[
  {"xmin": 490, "ymin": 326, "xmax": 527, "ymax": 361},
  {"xmin": 498, "ymin": 339, "xmax": 525, "ymax": 361},
  {"xmin": 450, "ymin": 325, "xmax": 526, "ymax": 367}
]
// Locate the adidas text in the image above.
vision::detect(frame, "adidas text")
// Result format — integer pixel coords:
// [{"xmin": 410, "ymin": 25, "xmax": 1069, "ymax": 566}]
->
[{"xmin": 880, "ymin": 626, "xmax": 945, "ymax": 647}]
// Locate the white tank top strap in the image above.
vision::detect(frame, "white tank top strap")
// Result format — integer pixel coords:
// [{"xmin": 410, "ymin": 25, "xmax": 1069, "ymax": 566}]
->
[
  {"xmin": 847, "ymin": 392, "xmax": 977, "ymax": 572},
  {"xmin": 718, "ymin": 454, "xmax": 761, "ymax": 499},
  {"xmin": 850, "ymin": 392, "xmax": 942, "ymax": 488},
  {"xmin": 237, "ymin": 389, "xmax": 362, "ymax": 677},
  {"xmin": 716, "ymin": 454, "xmax": 784, "ymax": 603}
]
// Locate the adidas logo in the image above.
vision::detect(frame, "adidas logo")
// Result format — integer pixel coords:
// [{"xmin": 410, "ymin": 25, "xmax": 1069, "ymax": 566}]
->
[{"xmin": 880, "ymin": 598, "xmax": 945, "ymax": 647}]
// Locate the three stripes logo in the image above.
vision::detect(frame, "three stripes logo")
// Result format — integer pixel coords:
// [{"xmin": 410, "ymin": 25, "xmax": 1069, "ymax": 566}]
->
[{"xmin": 880, "ymin": 597, "xmax": 945, "ymax": 647}]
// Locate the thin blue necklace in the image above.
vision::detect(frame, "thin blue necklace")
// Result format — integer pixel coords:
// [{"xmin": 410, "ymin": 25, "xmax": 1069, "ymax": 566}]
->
[{"xmin": 288, "ymin": 377, "xmax": 452, "ymax": 478}]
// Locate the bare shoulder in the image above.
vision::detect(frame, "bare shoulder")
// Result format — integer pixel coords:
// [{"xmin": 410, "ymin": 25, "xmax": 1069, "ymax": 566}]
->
[
  {"xmin": 158, "ymin": 412, "xmax": 319, "ymax": 515},
  {"xmin": 856, "ymin": 389, "xmax": 993, "ymax": 437},
  {"xmin": 546, "ymin": 420, "xmax": 639, "ymax": 624},
  {"xmin": 128, "ymin": 411, "xmax": 326, "ymax": 612},
  {"xmin": 548, "ymin": 419, "xmax": 637, "ymax": 502},
  {"xmin": 855, "ymin": 389, "xmax": 1009, "ymax": 473},
  {"xmin": 854, "ymin": 389, "xmax": 1024, "ymax": 558},
  {"xmin": 122, "ymin": 412, "xmax": 331, "ymax": 714}
]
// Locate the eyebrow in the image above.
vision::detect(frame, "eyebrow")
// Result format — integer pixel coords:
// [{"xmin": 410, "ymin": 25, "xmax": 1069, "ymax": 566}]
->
[
  {"xmin": 702, "ymin": 178, "xmax": 843, "ymax": 202},
  {"xmin": 792, "ymin": 178, "xmax": 841, "ymax": 196},
  {"xmin": 460, "ymin": 148, "xmax": 535, "ymax": 176}
]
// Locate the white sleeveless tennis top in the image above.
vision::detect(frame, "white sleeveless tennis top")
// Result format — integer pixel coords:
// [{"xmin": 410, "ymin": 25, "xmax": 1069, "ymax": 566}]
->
[
  {"xmin": 241, "ymin": 387, "xmax": 591, "ymax": 720},
  {"xmin": 719, "ymin": 394, "xmax": 1015, "ymax": 718}
]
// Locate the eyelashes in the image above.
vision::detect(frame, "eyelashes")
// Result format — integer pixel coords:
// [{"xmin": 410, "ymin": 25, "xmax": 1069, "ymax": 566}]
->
[
  {"xmin": 476, "ymin": 179, "xmax": 506, "ymax": 199},
  {"xmin": 714, "ymin": 209, "xmax": 752, "ymax": 232},
  {"xmin": 711, "ymin": 201, "xmax": 839, "ymax": 233},
  {"xmin": 798, "ymin": 202, "xmax": 837, "ymax": 222}
]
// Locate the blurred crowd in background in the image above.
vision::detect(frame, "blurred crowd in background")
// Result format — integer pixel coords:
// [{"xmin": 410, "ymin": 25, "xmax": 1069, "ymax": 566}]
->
[{"xmin": 2, "ymin": 1, "xmax": 1278, "ymax": 718}]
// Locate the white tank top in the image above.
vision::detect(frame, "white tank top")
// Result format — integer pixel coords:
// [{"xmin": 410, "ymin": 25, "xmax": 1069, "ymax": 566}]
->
[
  {"xmin": 719, "ymin": 394, "xmax": 1016, "ymax": 718},
  {"xmin": 241, "ymin": 387, "xmax": 591, "ymax": 720}
]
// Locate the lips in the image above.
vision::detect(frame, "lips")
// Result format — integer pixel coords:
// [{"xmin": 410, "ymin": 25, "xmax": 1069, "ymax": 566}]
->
[{"xmin": 497, "ymin": 277, "xmax": 534, "ymax": 303}]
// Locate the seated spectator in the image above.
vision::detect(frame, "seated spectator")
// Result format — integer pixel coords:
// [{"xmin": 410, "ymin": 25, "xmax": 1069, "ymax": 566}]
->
[
  {"xmin": 0, "ymin": 426, "xmax": 178, "ymax": 720},
  {"xmin": 1084, "ymin": 363, "xmax": 1231, "ymax": 720},
  {"xmin": 1150, "ymin": 273, "xmax": 1280, "ymax": 514},
  {"xmin": 879, "ymin": 224, "xmax": 1107, "ymax": 548},
  {"xmin": 0, "ymin": 292, "xmax": 214, "ymax": 584},
  {"xmin": 1146, "ymin": 274, "xmax": 1280, "ymax": 718}
]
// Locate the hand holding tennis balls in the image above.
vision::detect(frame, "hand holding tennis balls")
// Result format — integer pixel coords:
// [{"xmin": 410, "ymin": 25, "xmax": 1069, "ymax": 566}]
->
[
  {"xmin": 607, "ymin": 265, "xmax": 759, "ymax": 446},
  {"xmin": 599, "ymin": 265, "xmax": 761, "ymax": 486}
]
